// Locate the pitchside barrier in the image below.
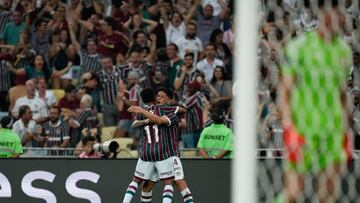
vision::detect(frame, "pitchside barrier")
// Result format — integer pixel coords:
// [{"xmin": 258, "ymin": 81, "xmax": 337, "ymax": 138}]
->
[
  {"xmin": 0, "ymin": 159, "xmax": 231, "ymax": 203},
  {"xmin": 1, "ymin": 158, "xmax": 360, "ymax": 203}
]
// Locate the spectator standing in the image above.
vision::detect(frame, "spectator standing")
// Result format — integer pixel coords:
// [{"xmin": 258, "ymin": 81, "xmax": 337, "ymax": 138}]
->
[
  {"xmin": 47, "ymin": 5, "xmax": 68, "ymax": 32},
  {"xmin": 49, "ymin": 30, "xmax": 78, "ymax": 89},
  {"xmin": 119, "ymin": 49, "xmax": 153, "ymax": 88},
  {"xmin": 222, "ymin": 17, "xmax": 235, "ymax": 51},
  {"xmin": 161, "ymin": 6, "xmax": 195, "ymax": 45},
  {"xmin": 206, "ymin": 66, "xmax": 232, "ymax": 103},
  {"xmin": 0, "ymin": 10, "xmax": 25, "ymax": 45},
  {"xmin": 0, "ymin": 116, "xmax": 23, "ymax": 158},
  {"xmin": 122, "ymin": 13, "xmax": 158, "ymax": 37},
  {"xmin": 29, "ymin": 19, "xmax": 53, "ymax": 66},
  {"xmin": 195, "ymin": 0, "xmax": 229, "ymax": 44},
  {"xmin": 0, "ymin": 60, "xmax": 11, "ymax": 111},
  {"xmin": 128, "ymin": 30, "xmax": 149, "ymax": 54},
  {"xmin": 166, "ymin": 43, "xmax": 184, "ymax": 89},
  {"xmin": 203, "ymin": 0, "xmax": 227, "ymax": 16},
  {"xmin": 95, "ymin": 56, "xmax": 122, "ymax": 126},
  {"xmin": 0, "ymin": 0, "xmax": 13, "ymax": 35},
  {"xmin": 175, "ymin": 22, "xmax": 203, "ymax": 62},
  {"xmin": 180, "ymin": 80, "xmax": 206, "ymax": 148},
  {"xmin": 209, "ymin": 28, "xmax": 232, "ymax": 65},
  {"xmin": 68, "ymin": 20, "xmax": 102, "ymax": 75},
  {"xmin": 89, "ymin": 17, "xmax": 128, "ymax": 59},
  {"xmin": 174, "ymin": 52, "xmax": 203, "ymax": 100},
  {"xmin": 196, "ymin": 43, "xmax": 224, "ymax": 82}
]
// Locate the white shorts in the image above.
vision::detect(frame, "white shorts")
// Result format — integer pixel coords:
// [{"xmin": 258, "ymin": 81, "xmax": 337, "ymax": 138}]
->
[
  {"xmin": 134, "ymin": 156, "xmax": 185, "ymax": 181},
  {"xmin": 171, "ymin": 156, "xmax": 185, "ymax": 181}
]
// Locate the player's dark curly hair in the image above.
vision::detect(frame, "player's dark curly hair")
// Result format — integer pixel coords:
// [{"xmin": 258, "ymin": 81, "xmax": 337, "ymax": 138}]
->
[
  {"xmin": 140, "ymin": 88, "xmax": 156, "ymax": 104},
  {"xmin": 157, "ymin": 87, "xmax": 174, "ymax": 99}
]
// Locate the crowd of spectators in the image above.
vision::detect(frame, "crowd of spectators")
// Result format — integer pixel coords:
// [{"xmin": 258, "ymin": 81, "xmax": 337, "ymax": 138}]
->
[
  {"xmin": 0, "ymin": 0, "xmax": 234, "ymax": 158},
  {"xmin": 0, "ymin": 0, "xmax": 359, "ymax": 158}
]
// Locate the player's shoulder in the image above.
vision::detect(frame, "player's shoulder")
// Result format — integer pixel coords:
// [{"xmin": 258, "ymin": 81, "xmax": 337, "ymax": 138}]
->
[
  {"xmin": 158, "ymin": 105, "xmax": 179, "ymax": 113},
  {"xmin": 285, "ymin": 33, "xmax": 310, "ymax": 53}
]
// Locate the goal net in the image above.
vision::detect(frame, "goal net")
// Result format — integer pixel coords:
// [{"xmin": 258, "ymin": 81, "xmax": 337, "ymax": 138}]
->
[{"xmin": 254, "ymin": 0, "xmax": 360, "ymax": 202}]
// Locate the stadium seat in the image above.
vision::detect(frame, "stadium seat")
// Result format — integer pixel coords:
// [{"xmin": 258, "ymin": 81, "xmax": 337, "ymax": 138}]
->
[
  {"xmin": 8, "ymin": 85, "xmax": 26, "ymax": 111},
  {"xmin": 180, "ymin": 149, "xmax": 198, "ymax": 158},
  {"xmin": 117, "ymin": 150, "xmax": 138, "ymax": 158},
  {"xmin": 101, "ymin": 126, "xmax": 116, "ymax": 142},
  {"xmin": 111, "ymin": 137, "xmax": 134, "ymax": 150},
  {"xmin": 52, "ymin": 89, "xmax": 65, "ymax": 100}
]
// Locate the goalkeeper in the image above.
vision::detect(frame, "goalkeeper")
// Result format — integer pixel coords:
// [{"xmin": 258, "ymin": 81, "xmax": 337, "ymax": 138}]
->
[{"xmin": 277, "ymin": 1, "xmax": 352, "ymax": 202}]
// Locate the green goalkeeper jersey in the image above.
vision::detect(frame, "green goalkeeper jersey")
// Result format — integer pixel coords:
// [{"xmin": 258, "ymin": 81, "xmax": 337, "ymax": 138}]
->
[{"xmin": 282, "ymin": 32, "xmax": 352, "ymax": 172}]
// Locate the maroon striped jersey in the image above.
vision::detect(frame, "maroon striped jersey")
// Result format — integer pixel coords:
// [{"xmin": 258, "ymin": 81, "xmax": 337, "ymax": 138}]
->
[
  {"xmin": 181, "ymin": 91, "xmax": 205, "ymax": 134},
  {"xmin": 138, "ymin": 105, "xmax": 180, "ymax": 161}
]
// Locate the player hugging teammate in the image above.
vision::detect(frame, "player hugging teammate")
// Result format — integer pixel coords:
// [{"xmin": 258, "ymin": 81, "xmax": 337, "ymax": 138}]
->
[{"xmin": 122, "ymin": 87, "xmax": 194, "ymax": 203}]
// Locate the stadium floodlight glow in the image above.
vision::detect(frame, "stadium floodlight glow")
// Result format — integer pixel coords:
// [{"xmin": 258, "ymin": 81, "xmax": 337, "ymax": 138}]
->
[{"xmin": 232, "ymin": 0, "xmax": 258, "ymax": 202}]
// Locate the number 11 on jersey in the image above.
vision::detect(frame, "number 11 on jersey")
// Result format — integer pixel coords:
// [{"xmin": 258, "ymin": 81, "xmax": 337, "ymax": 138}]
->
[{"xmin": 144, "ymin": 125, "xmax": 159, "ymax": 144}]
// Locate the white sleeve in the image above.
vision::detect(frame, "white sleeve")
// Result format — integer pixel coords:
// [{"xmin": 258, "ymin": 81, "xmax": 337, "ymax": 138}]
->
[
  {"xmin": 12, "ymin": 122, "xmax": 20, "ymax": 136},
  {"xmin": 198, "ymin": 39, "xmax": 203, "ymax": 52},
  {"xmin": 196, "ymin": 61, "xmax": 203, "ymax": 71},
  {"xmin": 39, "ymin": 100, "xmax": 49, "ymax": 117},
  {"xmin": 48, "ymin": 92, "xmax": 57, "ymax": 106}
]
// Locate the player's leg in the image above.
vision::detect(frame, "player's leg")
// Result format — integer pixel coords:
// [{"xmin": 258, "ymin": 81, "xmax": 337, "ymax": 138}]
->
[
  {"xmin": 162, "ymin": 178, "xmax": 175, "ymax": 203},
  {"xmin": 123, "ymin": 158, "xmax": 155, "ymax": 203},
  {"xmin": 171, "ymin": 156, "xmax": 194, "ymax": 203},
  {"xmin": 141, "ymin": 180, "xmax": 156, "ymax": 203},
  {"xmin": 140, "ymin": 169, "xmax": 159, "ymax": 203},
  {"xmin": 283, "ymin": 169, "xmax": 304, "ymax": 203},
  {"xmin": 315, "ymin": 163, "xmax": 342, "ymax": 203},
  {"xmin": 123, "ymin": 176, "xmax": 143, "ymax": 203},
  {"xmin": 156, "ymin": 158, "xmax": 176, "ymax": 203},
  {"xmin": 279, "ymin": 124, "xmax": 305, "ymax": 203}
]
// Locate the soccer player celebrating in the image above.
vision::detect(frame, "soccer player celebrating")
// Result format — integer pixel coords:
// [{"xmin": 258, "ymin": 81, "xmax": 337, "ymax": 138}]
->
[
  {"xmin": 276, "ymin": 1, "xmax": 352, "ymax": 202},
  {"xmin": 122, "ymin": 88, "xmax": 194, "ymax": 203}
]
